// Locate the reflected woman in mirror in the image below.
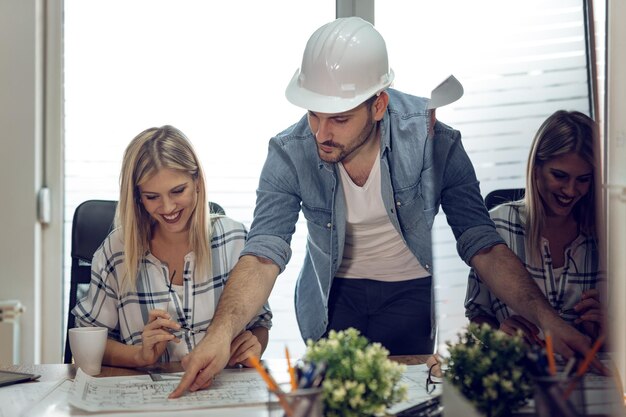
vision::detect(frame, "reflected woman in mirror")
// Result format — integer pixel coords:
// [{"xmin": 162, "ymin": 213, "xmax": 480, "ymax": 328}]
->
[{"xmin": 465, "ymin": 110, "xmax": 604, "ymax": 344}]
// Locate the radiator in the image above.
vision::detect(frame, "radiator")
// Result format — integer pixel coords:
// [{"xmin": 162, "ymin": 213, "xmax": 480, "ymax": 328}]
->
[{"xmin": 0, "ymin": 300, "xmax": 24, "ymax": 364}]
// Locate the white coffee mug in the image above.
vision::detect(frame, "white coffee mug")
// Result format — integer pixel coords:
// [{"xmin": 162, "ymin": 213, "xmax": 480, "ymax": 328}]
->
[{"xmin": 68, "ymin": 327, "xmax": 108, "ymax": 375}]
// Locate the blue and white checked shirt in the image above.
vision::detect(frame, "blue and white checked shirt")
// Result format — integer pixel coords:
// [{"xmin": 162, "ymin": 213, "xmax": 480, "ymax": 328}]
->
[
  {"xmin": 72, "ymin": 215, "xmax": 272, "ymax": 362},
  {"xmin": 465, "ymin": 202, "xmax": 602, "ymax": 327}
]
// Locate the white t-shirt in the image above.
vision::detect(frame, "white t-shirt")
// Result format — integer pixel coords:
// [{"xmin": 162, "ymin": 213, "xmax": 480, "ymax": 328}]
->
[{"xmin": 335, "ymin": 153, "xmax": 430, "ymax": 281}]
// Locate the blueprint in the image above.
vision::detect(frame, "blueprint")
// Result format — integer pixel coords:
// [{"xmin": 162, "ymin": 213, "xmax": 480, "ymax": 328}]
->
[{"xmin": 69, "ymin": 368, "xmax": 272, "ymax": 412}]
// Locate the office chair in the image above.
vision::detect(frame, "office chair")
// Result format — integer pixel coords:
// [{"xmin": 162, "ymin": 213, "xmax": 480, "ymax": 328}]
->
[
  {"xmin": 64, "ymin": 200, "xmax": 117, "ymax": 363},
  {"xmin": 208, "ymin": 201, "xmax": 226, "ymax": 216},
  {"xmin": 484, "ymin": 188, "xmax": 525, "ymax": 211},
  {"xmin": 64, "ymin": 199, "xmax": 227, "ymax": 363}
]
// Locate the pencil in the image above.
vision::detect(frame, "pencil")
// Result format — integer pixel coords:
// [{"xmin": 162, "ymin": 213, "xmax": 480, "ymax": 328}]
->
[
  {"xmin": 285, "ymin": 346, "xmax": 298, "ymax": 391},
  {"xmin": 249, "ymin": 355, "xmax": 294, "ymax": 417},
  {"xmin": 574, "ymin": 333, "xmax": 606, "ymax": 377},
  {"xmin": 545, "ymin": 331, "xmax": 557, "ymax": 376},
  {"xmin": 563, "ymin": 334, "xmax": 606, "ymax": 399}
]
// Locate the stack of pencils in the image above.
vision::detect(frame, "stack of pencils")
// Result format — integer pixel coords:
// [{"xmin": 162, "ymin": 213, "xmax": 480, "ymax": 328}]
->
[
  {"xmin": 527, "ymin": 332, "xmax": 607, "ymax": 417},
  {"xmin": 250, "ymin": 347, "xmax": 326, "ymax": 417}
]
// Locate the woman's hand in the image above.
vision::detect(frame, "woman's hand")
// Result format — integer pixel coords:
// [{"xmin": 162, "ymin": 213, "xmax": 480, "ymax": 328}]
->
[
  {"xmin": 574, "ymin": 289, "xmax": 605, "ymax": 340},
  {"xmin": 499, "ymin": 315, "xmax": 544, "ymax": 346},
  {"xmin": 136, "ymin": 309, "xmax": 180, "ymax": 366},
  {"xmin": 228, "ymin": 330, "xmax": 262, "ymax": 367}
]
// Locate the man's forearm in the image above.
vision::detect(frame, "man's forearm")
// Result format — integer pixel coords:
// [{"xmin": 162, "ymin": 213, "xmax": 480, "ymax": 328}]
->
[
  {"xmin": 470, "ymin": 244, "xmax": 558, "ymax": 328},
  {"xmin": 206, "ymin": 255, "xmax": 279, "ymax": 343}
]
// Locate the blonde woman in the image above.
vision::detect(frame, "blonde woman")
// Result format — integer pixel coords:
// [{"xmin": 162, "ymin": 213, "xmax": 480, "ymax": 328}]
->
[
  {"xmin": 465, "ymin": 110, "xmax": 604, "ymax": 343},
  {"xmin": 72, "ymin": 125, "xmax": 272, "ymax": 367}
]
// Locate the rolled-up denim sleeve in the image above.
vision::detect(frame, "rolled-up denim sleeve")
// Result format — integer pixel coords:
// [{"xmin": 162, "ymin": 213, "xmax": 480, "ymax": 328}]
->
[
  {"xmin": 240, "ymin": 138, "xmax": 302, "ymax": 273},
  {"xmin": 456, "ymin": 224, "xmax": 505, "ymax": 265},
  {"xmin": 438, "ymin": 130, "xmax": 505, "ymax": 264}
]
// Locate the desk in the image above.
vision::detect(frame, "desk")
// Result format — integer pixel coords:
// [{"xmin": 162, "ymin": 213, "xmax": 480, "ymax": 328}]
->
[
  {"xmin": 3, "ymin": 356, "xmax": 623, "ymax": 417},
  {"xmin": 1, "ymin": 357, "xmax": 431, "ymax": 417}
]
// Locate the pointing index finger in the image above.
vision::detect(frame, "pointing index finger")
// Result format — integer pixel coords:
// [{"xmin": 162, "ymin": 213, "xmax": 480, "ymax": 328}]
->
[{"xmin": 169, "ymin": 366, "xmax": 198, "ymax": 398}]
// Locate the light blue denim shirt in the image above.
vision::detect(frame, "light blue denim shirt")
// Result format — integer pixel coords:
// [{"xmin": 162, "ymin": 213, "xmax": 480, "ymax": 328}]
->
[{"xmin": 242, "ymin": 88, "xmax": 504, "ymax": 342}]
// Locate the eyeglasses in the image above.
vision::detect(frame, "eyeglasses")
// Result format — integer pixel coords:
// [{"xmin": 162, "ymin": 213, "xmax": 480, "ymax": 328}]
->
[{"xmin": 426, "ymin": 362, "xmax": 443, "ymax": 394}]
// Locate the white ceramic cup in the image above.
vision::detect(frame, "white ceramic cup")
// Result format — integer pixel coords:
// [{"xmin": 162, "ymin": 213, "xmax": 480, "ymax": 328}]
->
[{"xmin": 68, "ymin": 327, "xmax": 108, "ymax": 375}]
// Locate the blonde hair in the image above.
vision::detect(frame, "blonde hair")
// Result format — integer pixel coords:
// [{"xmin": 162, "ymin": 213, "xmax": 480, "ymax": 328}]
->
[
  {"xmin": 117, "ymin": 125, "xmax": 211, "ymax": 292},
  {"xmin": 524, "ymin": 110, "xmax": 597, "ymax": 264}
]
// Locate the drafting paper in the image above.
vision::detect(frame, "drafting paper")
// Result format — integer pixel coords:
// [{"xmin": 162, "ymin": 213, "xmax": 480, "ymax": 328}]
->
[{"xmin": 69, "ymin": 368, "xmax": 272, "ymax": 412}]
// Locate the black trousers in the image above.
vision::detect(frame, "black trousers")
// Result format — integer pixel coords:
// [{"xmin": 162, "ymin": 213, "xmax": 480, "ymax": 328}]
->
[{"xmin": 325, "ymin": 277, "xmax": 434, "ymax": 355}]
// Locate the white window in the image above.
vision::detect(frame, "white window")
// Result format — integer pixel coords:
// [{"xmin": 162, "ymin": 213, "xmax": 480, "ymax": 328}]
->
[{"xmin": 64, "ymin": 0, "xmax": 334, "ymax": 359}]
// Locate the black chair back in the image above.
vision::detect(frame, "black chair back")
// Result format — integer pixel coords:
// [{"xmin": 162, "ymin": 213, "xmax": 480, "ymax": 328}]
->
[
  {"xmin": 64, "ymin": 200, "xmax": 117, "ymax": 363},
  {"xmin": 484, "ymin": 188, "xmax": 525, "ymax": 211}
]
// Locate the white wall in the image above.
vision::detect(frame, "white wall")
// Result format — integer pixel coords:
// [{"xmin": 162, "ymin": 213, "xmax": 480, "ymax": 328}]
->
[
  {"xmin": 606, "ymin": 0, "xmax": 626, "ymax": 385},
  {"xmin": 0, "ymin": 0, "xmax": 63, "ymax": 364},
  {"xmin": 0, "ymin": 0, "xmax": 43, "ymax": 363}
]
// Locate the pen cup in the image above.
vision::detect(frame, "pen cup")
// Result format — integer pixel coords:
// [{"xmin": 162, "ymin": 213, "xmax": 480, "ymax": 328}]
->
[
  {"xmin": 267, "ymin": 386, "xmax": 324, "ymax": 417},
  {"xmin": 533, "ymin": 375, "xmax": 585, "ymax": 417}
]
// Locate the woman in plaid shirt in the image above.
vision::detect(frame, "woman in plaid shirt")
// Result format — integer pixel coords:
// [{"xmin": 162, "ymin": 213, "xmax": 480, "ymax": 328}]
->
[
  {"xmin": 465, "ymin": 110, "xmax": 604, "ymax": 344},
  {"xmin": 73, "ymin": 126, "xmax": 272, "ymax": 367}
]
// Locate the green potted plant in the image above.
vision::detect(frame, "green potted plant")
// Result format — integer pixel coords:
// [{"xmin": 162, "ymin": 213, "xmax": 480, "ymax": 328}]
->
[
  {"xmin": 303, "ymin": 327, "xmax": 407, "ymax": 417},
  {"xmin": 445, "ymin": 323, "xmax": 533, "ymax": 417}
]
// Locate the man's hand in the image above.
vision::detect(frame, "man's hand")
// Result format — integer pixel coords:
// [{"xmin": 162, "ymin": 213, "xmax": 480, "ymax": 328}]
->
[
  {"xmin": 541, "ymin": 312, "xmax": 588, "ymax": 358},
  {"xmin": 168, "ymin": 255, "xmax": 278, "ymax": 398},
  {"xmin": 540, "ymin": 314, "xmax": 609, "ymax": 375},
  {"xmin": 168, "ymin": 333, "xmax": 231, "ymax": 398}
]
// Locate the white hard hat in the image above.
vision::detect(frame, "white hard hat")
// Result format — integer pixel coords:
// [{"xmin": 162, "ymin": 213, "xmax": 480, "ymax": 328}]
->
[{"xmin": 285, "ymin": 17, "xmax": 395, "ymax": 114}]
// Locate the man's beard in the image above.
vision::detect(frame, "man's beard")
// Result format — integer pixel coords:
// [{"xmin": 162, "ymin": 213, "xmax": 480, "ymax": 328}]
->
[{"xmin": 316, "ymin": 118, "xmax": 378, "ymax": 164}]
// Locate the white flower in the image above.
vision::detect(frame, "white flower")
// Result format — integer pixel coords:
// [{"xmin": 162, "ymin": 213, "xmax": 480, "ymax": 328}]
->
[{"xmin": 332, "ymin": 386, "xmax": 346, "ymax": 402}]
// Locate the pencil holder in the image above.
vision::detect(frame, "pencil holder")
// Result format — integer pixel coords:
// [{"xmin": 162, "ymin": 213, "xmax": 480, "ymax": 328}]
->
[
  {"xmin": 533, "ymin": 375, "xmax": 585, "ymax": 417},
  {"xmin": 267, "ymin": 386, "xmax": 323, "ymax": 417}
]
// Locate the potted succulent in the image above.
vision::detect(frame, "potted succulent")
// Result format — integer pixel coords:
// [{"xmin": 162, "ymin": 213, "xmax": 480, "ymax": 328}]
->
[
  {"xmin": 444, "ymin": 323, "xmax": 533, "ymax": 417},
  {"xmin": 303, "ymin": 328, "xmax": 407, "ymax": 417}
]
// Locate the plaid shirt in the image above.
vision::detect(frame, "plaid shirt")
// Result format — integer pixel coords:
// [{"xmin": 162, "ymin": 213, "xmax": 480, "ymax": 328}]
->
[
  {"xmin": 72, "ymin": 215, "xmax": 272, "ymax": 362},
  {"xmin": 465, "ymin": 202, "xmax": 602, "ymax": 327}
]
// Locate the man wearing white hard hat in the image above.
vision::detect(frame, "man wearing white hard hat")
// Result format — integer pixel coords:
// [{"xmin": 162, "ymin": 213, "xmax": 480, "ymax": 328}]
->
[{"xmin": 170, "ymin": 17, "xmax": 596, "ymax": 397}]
